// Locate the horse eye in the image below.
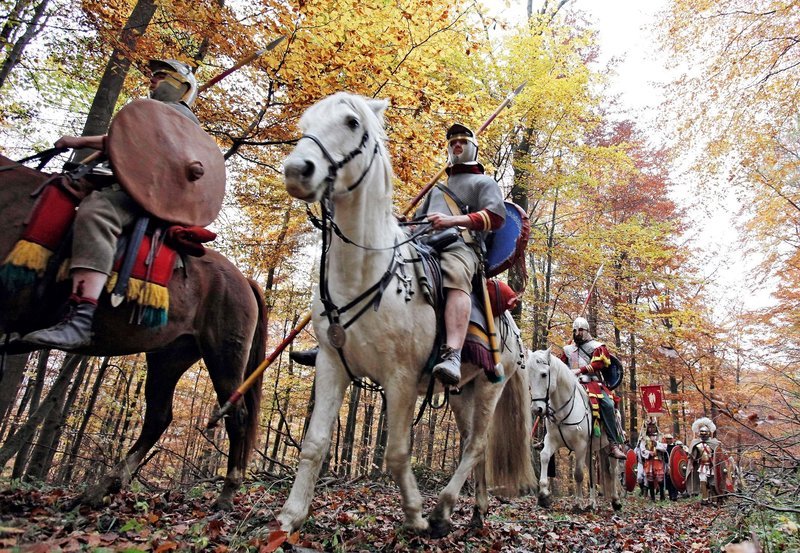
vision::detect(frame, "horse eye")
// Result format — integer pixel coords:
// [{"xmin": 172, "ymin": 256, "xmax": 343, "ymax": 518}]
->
[
  {"xmin": 540, "ymin": 373, "xmax": 547, "ymax": 379},
  {"xmin": 346, "ymin": 116, "xmax": 360, "ymax": 130}
]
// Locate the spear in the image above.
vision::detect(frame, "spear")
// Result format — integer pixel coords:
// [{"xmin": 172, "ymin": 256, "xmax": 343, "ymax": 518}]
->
[
  {"xmin": 401, "ymin": 81, "xmax": 527, "ymax": 217},
  {"xmin": 579, "ymin": 263, "xmax": 605, "ymax": 317},
  {"xmin": 207, "ymin": 312, "xmax": 311, "ymax": 428},
  {"xmin": 197, "ymin": 36, "xmax": 284, "ymax": 94}
]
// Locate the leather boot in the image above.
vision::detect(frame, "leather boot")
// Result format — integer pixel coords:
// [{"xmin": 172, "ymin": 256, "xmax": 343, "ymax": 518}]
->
[
  {"xmin": 608, "ymin": 443, "xmax": 627, "ymax": 460},
  {"xmin": 22, "ymin": 296, "xmax": 97, "ymax": 350},
  {"xmin": 290, "ymin": 347, "xmax": 318, "ymax": 367},
  {"xmin": 432, "ymin": 345, "xmax": 461, "ymax": 386}
]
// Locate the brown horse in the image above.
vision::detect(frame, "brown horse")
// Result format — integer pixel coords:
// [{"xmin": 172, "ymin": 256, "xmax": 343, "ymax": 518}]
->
[{"xmin": 0, "ymin": 154, "xmax": 266, "ymax": 509}]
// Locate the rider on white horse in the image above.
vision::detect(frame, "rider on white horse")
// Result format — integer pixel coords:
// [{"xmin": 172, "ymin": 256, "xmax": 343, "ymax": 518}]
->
[
  {"xmin": 417, "ymin": 123, "xmax": 506, "ymax": 386},
  {"xmin": 559, "ymin": 317, "xmax": 626, "ymax": 459}
]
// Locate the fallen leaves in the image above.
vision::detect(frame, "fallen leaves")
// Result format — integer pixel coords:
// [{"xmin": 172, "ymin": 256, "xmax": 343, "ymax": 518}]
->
[{"xmin": 0, "ymin": 480, "xmax": 727, "ymax": 552}]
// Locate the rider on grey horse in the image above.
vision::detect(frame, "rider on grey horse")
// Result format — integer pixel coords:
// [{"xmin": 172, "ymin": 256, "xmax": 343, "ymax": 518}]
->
[
  {"xmin": 559, "ymin": 316, "xmax": 627, "ymax": 460},
  {"xmin": 415, "ymin": 123, "xmax": 506, "ymax": 386}
]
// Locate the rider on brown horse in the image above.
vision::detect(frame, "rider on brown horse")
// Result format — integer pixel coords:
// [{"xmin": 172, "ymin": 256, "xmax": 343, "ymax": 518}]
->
[{"xmin": 22, "ymin": 60, "xmax": 199, "ymax": 350}]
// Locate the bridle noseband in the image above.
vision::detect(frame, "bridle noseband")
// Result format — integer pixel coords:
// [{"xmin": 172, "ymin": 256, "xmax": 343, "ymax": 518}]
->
[{"xmin": 300, "ymin": 128, "xmax": 379, "ymax": 195}]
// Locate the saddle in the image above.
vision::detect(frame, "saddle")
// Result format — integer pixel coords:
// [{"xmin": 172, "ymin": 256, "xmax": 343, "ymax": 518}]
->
[
  {"xmin": 0, "ymin": 177, "xmax": 215, "ymax": 327},
  {"xmin": 409, "ymin": 231, "xmax": 517, "ymax": 382}
]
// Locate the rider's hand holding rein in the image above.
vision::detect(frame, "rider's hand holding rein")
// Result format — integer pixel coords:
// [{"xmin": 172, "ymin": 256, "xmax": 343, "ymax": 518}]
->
[{"xmin": 426, "ymin": 212, "xmax": 469, "ymax": 230}]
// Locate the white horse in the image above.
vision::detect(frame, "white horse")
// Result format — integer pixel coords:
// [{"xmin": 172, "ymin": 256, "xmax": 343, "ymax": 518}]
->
[
  {"xmin": 279, "ymin": 92, "xmax": 535, "ymax": 537},
  {"xmin": 527, "ymin": 348, "xmax": 622, "ymax": 511}
]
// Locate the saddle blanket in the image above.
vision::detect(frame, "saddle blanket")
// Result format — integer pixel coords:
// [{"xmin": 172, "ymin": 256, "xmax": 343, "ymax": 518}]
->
[{"xmin": 0, "ymin": 180, "xmax": 210, "ymax": 327}]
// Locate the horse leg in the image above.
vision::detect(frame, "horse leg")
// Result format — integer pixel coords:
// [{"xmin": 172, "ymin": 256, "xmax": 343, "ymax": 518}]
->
[
  {"xmin": 82, "ymin": 339, "xmax": 198, "ymax": 507},
  {"xmin": 572, "ymin": 437, "xmax": 588, "ymax": 512},
  {"xmin": 277, "ymin": 357, "xmax": 350, "ymax": 533},
  {"xmin": 429, "ymin": 382, "xmax": 497, "ymax": 537},
  {"xmin": 604, "ymin": 453, "xmax": 622, "ymax": 511},
  {"xmin": 202, "ymin": 334, "xmax": 260, "ymax": 510},
  {"xmin": 381, "ymin": 383, "xmax": 429, "ymax": 534},
  {"xmin": 538, "ymin": 433, "xmax": 557, "ymax": 509}
]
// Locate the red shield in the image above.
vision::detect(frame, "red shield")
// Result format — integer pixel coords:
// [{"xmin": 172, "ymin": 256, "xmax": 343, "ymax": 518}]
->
[
  {"xmin": 669, "ymin": 445, "xmax": 688, "ymax": 492},
  {"xmin": 108, "ymin": 99, "xmax": 226, "ymax": 226},
  {"xmin": 713, "ymin": 445, "xmax": 732, "ymax": 496},
  {"xmin": 624, "ymin": 449, "xmax": 638, "ymax": 492}
]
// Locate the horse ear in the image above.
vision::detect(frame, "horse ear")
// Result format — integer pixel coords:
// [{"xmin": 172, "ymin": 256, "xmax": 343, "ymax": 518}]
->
[
  {"xmin": 367, "ymin": 99, "xmax": 390, "ymax": 125},
  {"xmin": 546, "ymin": 346, "xmax": 552, "ymax": 354}
]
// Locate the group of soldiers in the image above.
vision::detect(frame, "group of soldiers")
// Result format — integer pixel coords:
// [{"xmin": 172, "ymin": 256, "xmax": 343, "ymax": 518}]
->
[{"xmin": 633, "ymin": 416, "xmax": 730, "ymax": 505}]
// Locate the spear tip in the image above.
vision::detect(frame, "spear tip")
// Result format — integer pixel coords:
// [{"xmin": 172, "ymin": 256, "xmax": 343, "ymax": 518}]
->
[{"xmin": 513, "ymin": 81, "xmax": 528, "ymax": 96}]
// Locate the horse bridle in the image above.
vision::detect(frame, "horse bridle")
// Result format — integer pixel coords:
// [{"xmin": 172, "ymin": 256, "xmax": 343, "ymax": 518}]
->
[
  {"xmin": 531, "ymin": 356, "xmax": 590, "ymax": 451},
  {"xmin": 298, "ymin": 125, "xmax": 410, "ymax": 394}
]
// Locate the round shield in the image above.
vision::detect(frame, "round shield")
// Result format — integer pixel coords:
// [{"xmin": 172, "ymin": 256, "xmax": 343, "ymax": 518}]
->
[
  {"xmin": 669, "ymin": 444, "xmax": 688, "ymax": 492},
  {"xmin": 713, "ymin": 445, "xmax": 731, "ymax": 496},
  {"xmin": 108, "ymin": 99, "xmax": 226, "ymax": 226},
  {"xmin": 624, "ymin": 449, "xmax": 637, "ymax": 492},
  {"xmin": 485, "ymin": 202, "xmax": 530, "ymax": 277}
]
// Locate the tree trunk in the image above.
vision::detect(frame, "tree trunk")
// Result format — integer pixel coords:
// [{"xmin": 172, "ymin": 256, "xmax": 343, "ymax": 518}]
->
[
  {"xmin": 370, "ymin": 399, "xmax": 387, "ymax": 477},
  {"xmin": 340, "ymin": 385, "xmax": 360, "ymax": 477},
  {"xmin": 72, "ymin": 0, "xmax": 157, "ymax": 161},
  {"xmin": 59, "ymin": 357, "xmax": 111, "ymax": 483},
  {"xmin": 25, "ymin": 356, "xmax": 89, "ymax": 480},
  {"xmin": 0, "ymin": 354, "xmax": 29, "ymax": 424},
  {"xmin": 0, "ymin": 0, "xmax": 49, "ymax": 90},
  {"xmin": 9, "ymin": 350, "xmax": 50, "ymax": 477},
  {"xmin": 0, "ymin": 354, "xmax": 81, "ymax": 467}
]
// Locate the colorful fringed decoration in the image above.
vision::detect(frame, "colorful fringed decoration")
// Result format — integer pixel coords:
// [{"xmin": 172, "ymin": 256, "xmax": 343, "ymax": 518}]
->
[
  {"xmin": 105, "ymin": 233, "xmax": 177, "ymax": 328},
  {"xmin": 0, "ymin": 181, "xmax": 78, "ymax": 291},
  {"xmin": 464, "ymin": 322, "xmax": 504, "ymax": 383}
]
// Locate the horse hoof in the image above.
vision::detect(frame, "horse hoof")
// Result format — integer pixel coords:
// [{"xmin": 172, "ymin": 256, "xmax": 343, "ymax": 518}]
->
[
  {"xmin": 427, "ymin": 518, "xmax": 451, "ymax": 539},
  {"xmin": 538, "ymin": 493, "xmax": 552, "ymax": 508},
  {"xmin": 469, "ymin": 506, "xmax": 484, "ymax": 529},
  {"xmin": 212, "ymin": 497, "xmax": 234, "ymax": 511},
  {"xmin": 612, "ymin": 500, "xmax": 623, "ymax": 511}
]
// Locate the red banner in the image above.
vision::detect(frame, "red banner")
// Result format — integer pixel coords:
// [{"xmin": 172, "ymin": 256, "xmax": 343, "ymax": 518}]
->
[{"xmin": 641, "ymin": 384, "xmax": 665, "ymax": 414}]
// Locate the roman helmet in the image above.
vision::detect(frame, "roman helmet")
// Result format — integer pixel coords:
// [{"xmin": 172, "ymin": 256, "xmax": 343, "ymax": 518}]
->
[
  {"xmin": 148, "ymin": 59, "xmax": 198, "ymax": 107},
  {"xmin": 692, "ymin": 417, "xmax": 716, "ymax": 441},
  {"xmin": 446, "ymin": 123, "xmax": 479, "ymax": 165},
  {"xmin": 572, "ymin": 317, "xmax": 590, "ymax": 332}
]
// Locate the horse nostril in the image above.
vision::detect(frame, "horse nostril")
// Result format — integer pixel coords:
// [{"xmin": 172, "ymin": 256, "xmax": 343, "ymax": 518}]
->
[{"xmin": 301, "ymin": 160, "xmax": 315, "ymax": 178}]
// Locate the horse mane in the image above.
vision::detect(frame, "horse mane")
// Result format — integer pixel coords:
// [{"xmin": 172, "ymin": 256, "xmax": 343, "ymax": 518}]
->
[{"xmin": 547, "ymin": 349, "xmax": 575, "ymax": 388}]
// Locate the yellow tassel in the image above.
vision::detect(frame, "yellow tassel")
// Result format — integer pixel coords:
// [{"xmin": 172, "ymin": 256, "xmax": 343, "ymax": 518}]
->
[
  {"xmin": 56, "ymin": 259, "xmax": 71, "ymax": 282},
  {"xmin": 3, "ymin": 240, "xmax": 51, "ymax": 275},
  {"xmin": 105, "ymin": 273, "xmax": 169, "ymax": 309}
]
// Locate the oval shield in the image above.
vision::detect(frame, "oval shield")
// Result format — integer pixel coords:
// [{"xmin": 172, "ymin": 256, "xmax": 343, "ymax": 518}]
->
[
  {"xmin": 669, "ymin": 444, "xmax": 688, "ymax": 492},
  {"xmin": 485, "ymin": 201, "xmax": 530, "ymax": 278},
  {"xmin": 713, "ymin": 445, "xmax": 731, "ymax": 496},
  {"xmin": 624, "ymin": 449, "xmax": 638, "ymax": 492},
  {"xmin": 108, "ymin": 99, "xmax": 226, "ymax": 226},
  {"xmin": 602, "ymin": 354, "xmax": 624, "ymax": 390}
]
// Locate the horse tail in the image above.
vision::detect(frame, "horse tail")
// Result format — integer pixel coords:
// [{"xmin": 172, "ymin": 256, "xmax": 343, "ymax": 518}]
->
[
  {"xmin": 243, "ymin": 278, "xmax": 267, "ymax": 462},
  {"xmin": 486, "ymin": 366, "xmax": 537, "ymax": 496}
]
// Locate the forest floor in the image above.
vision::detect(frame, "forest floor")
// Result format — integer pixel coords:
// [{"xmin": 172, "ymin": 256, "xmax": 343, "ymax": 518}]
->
[{"xmin": 0, "ymin": 474, "xmax": 748, "ymax": 552}]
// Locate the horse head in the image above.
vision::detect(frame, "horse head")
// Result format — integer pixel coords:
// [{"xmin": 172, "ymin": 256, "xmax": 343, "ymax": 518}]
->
[
  {"xmin": 283, "ymin": 92, "xmax": 390, "ymax": 203},
  {"xmin": 528, "ymin": 348, "xmax": 555, "ymax": 416}
]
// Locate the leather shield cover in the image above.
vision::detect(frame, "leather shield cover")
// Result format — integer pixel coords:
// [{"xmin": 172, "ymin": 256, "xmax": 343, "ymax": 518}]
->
[
  {"xmin": 624, "ymin": 449, "xmax": 637, "ymax": 492},
  {"xmin": 669, "ymin": 444, "xmax": 688, "ymax": 492},
  {"xmin": 108, "ymin": 99, "xmax": 225, "ymax": 226}
]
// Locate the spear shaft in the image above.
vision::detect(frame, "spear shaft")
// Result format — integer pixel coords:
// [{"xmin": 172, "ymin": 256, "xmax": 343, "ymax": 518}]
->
[
  {"xmin": 197, "ymin": 36, "xmax": 284, "ymax": 94},
  {"xmin": 401, "ymin": 81, "xmax": 526, "ymax": 217}
]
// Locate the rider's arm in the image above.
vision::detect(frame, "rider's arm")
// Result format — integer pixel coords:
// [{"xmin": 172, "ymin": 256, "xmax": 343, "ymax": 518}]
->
[
  {"xmin": 426, "ymin": 209, "xmax": 503, "ymax": 231},
  {"xmin": 576, "ymin": 344, "xmax": 611, "ymax": 375},
  {"xmin": 54, "ymin": 135, "xmax": 106, "ymax": 151}
]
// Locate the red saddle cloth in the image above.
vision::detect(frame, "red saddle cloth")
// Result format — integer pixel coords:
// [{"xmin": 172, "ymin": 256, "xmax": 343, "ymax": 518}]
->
[{"xmin": 0, "ymin": 181, "xmax": 215, "ymax": 327}]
